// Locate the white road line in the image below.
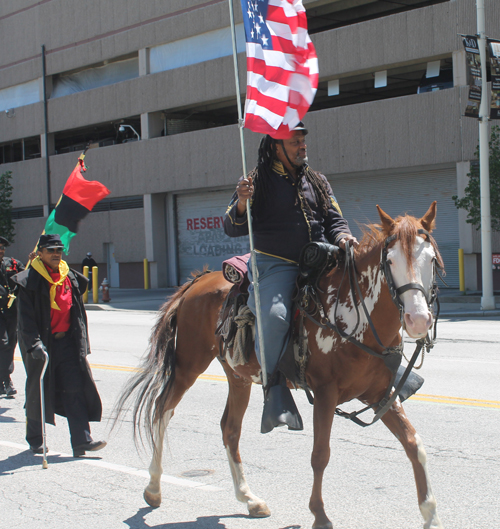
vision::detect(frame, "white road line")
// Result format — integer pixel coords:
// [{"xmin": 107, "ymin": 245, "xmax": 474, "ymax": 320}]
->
[{"xmin": 0, "ymin": 441, "xmax": 223, "ymax": 492}]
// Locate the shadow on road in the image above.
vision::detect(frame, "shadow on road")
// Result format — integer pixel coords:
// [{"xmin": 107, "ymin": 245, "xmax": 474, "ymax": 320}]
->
[
  {"xmin": 0, "ymin": 450, "xmax": 99, "ymax": 474},
  {"xmin": 124, "ymin": 507, "xmax": 303, "ymax": 529},
  {"xmin": 0, "ymin": 405, "xmax": 21, "ymax": 423}
]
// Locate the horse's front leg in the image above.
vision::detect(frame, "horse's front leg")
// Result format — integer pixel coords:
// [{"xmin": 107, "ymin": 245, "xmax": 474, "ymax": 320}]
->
[
  {"xmin": 309, "ymin": 382, "xmax": 338, "ymax": 529},
  {"xmin": 144, "ymin": 409, "xmax": 173, "ymax": 508},
  {"xmin": 381, "ymin": 401, "xmax": 444, "ymax": 529},
  {"xmin": 220, "ymin": 361, "xmax": 271, "ymax": 518}
]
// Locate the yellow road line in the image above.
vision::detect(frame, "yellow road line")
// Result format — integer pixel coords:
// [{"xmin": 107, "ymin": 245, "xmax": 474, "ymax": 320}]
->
[
  {"xmin": 409, "ymin": 393, "xmax": 500, "ymax": 408},
  {"xmin": 15, "ymin": 357, "xmax": 498, "ymax": 408},
  {"xmin": 87, "ymin": 363, "xmax": 228, "ymax": 381},
  {"xmin": 89, "ymin": 367, "xmax": 500, "ymax": 408}
]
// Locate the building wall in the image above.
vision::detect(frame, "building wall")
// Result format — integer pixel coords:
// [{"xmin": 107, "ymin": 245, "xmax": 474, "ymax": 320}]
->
[{"xmin": 1, "ymin": 0, "xmax": 499, "ymax": 288}]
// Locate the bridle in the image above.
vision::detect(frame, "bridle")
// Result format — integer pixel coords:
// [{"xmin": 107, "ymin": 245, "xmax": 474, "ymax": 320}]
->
[
  {"xmin": 381, "ymin": 228, "xmax": 440, "ymax": 343},
  {"xmin": 296, "ymin": 229, "xmax": 441, "ymax": 427}
]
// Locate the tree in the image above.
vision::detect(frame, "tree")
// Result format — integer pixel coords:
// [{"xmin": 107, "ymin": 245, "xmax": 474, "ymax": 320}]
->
[
  {"xmin": 0, "ymin": 170, "xmax": 15, "ymax": 243},
  {"xmin": 453, "ymin": 125, "xmax": 500, "ymax": 231}
]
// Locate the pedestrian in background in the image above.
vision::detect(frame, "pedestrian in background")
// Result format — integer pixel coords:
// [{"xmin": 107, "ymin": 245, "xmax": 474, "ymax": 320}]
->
[
  {"xmin": 12, "ymin": 234, "xmax": 106, "ymax": 457},
  {"xmin": 0, "ymin": 236, "xmax": 24, "ymax": 397},
  {"xmin": 81, "ymin": 252, "xmax": 97, "ymax": 291}
]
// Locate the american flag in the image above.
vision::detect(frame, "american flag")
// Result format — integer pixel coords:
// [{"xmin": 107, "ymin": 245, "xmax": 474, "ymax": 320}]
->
[{"xmin": 240, "ymin": 0, "xmax": 318, "ymax": 139}]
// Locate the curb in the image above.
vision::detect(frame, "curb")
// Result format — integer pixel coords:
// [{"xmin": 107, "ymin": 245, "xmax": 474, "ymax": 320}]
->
[
  {"xmin": 84, "ymin": 304, "xmax": 111, "ymax": 311},
  {"xmin": 83, "ymin": 304, "xmax": 500, "ymax": 319},
  {"xmin": 439, "ymin": 310, "xmax": 500, "ymax": 318}
]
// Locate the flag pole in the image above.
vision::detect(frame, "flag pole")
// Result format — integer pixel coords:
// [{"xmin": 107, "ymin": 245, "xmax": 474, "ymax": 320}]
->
[{"xmin": 228, "ymin": 0, "xmax": 269, "ymax": 388}]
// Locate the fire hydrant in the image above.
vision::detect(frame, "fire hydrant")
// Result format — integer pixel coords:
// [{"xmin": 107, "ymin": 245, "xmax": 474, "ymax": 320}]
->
[{"xmin": 101, "ymin": 278, "xmax": 111, "ymax": 302}]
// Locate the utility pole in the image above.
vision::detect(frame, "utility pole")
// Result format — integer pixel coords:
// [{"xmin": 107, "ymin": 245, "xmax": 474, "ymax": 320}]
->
[{"xmin": 476, "ymin": 0, "xmax": 495, "ymax": 310}]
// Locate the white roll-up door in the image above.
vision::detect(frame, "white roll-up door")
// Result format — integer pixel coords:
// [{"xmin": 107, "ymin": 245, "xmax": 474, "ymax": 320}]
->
[
  {"xmin": 176, "ymin": 190, "xmax": 250, "ymax": 283},
  {"xmin": 176, "ymin": 168, "xmax": 459, "ymax": 286},
  {"xmin": 330, "ymin": 167, "xmax": 459, "ymax": 287}
]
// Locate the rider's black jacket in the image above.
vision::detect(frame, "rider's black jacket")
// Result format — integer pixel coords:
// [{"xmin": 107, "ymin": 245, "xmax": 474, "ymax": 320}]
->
[{"xmin": 224, "ymin": 161, "xmax": 351, "ymax": 263}]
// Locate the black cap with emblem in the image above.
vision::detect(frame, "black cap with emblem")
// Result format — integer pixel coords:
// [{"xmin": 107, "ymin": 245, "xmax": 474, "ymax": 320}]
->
[{"xmin": 37, "ymin": 234, "xmax": 65, "ymax": 249}]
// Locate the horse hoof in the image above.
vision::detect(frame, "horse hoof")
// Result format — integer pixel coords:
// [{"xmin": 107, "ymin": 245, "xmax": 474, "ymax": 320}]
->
[
  {"xmin": 144, "ymin": 489, "xmax": 161, "ymax": 508},
  {"xmin": 248, "ymin": 499, "xmax": 271, "ymax": 518},
  {"xmin": 312, "ymin": 522, "xmax": 333, "ymax": 529}
]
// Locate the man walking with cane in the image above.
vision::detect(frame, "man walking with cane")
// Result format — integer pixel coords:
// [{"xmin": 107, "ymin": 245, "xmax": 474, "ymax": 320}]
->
[{"xmin": 12, "ymin": 234, "xmax": 106, "ymax": 457}]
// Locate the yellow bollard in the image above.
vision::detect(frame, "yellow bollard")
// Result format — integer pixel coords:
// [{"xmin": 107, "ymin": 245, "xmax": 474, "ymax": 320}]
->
[
  {"xmin": 458, "ymin": 248, "xmax": 465, "ymax": 292},
  {"xmin": 92, "ymin": 266, "xmax": 99, "ymax": 303},
  {"xmin": 83, "ymin": 266, "xmax": 89, "ymax": 303},
  {"xmin": 144, "ymin": 258, "xmax": 149, "ymax": 290}
]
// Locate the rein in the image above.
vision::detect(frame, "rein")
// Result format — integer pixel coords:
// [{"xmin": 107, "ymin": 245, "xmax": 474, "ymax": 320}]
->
[{"xmin": 297, "ymin": 230, "xmax": 440, "ymax": 427}]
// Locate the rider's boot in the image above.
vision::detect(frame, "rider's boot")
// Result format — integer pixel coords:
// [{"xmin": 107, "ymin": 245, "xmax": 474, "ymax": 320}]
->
[{"xmin": 261, "ymin": 371, "xmax": 303, "ymax": 434}]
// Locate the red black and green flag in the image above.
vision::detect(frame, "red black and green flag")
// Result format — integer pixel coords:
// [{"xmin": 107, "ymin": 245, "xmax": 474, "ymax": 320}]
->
[{"xmin": 43, "ymin": 155, "xmax": 110, "ymax": 253}]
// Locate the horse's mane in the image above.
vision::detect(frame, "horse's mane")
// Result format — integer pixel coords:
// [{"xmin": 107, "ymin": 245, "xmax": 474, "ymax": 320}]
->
[{"xmin": 356, "ymin": 214, "xmax": 444, "ymax": 275}]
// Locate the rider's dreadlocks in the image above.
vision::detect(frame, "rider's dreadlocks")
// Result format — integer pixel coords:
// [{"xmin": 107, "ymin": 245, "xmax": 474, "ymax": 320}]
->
[{"xmin": 249, "ymin": 134, "xmax": 333, "ymax": 216}]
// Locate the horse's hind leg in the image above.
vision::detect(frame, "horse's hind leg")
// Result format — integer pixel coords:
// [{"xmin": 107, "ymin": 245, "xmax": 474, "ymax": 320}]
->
[
  {"xmin": 144, "ymin": 365, "xmax": 206, "ymax": 508},
  {"xmin": 144, "ymin": 410, "xmax": 173, "ymax": 508},
  {"xmin": 381, "ymin": 402, "xmax": 444, "ymax": 529},
  {"xmin": 220, "ymin": 361, "xmax": 271, "ymax": 518}
]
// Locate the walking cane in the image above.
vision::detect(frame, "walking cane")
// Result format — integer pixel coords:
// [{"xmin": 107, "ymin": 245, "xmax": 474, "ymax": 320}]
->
[{"xmin": 39, "ymin": 350, "xmax": 49, "ymax": 469}]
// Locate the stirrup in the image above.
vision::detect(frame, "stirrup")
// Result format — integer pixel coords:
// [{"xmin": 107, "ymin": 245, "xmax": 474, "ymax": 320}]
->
[{"xmin": 261, "ymin": 382, "xmax": 304, "ymax": 434}]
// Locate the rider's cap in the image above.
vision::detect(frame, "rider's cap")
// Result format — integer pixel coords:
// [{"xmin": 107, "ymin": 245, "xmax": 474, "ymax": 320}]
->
[{"xmin": 292, "ymin": 121, "xmax": 308, "ymax": 135}]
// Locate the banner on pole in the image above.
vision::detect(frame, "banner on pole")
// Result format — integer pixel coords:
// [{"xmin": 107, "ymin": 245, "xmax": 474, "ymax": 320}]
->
[
  {"xmin": 462, "ymin": 35, "xmax": 482, "ymax": 118},
  {"xmin": 239, "ymin": 0, "xmax": 318, "ymax": 139},
  {"xmin": 488, "ymin": 39, "xmax": 500, "ymax": 120}
]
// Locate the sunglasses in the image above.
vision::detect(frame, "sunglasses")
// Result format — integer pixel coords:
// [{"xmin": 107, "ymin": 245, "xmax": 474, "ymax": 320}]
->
[
  {"xmin": 0, "ymin": 246, "xmax": 5, "ymax": 251},
  {"xmin": 45, "ymin": 248, "xmax": 64, "ymax": 254}
]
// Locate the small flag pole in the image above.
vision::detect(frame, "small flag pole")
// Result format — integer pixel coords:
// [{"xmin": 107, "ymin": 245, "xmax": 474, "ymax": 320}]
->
[{"xmin": 228, "ymin": 0, "xmax": 269, "ymax": 388}]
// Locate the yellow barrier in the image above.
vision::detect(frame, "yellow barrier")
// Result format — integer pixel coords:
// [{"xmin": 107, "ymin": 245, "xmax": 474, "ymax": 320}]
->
[
  {"xmin": 144, "ymin": 258, "xmax": 149, "ymax": 290},
  {"xmin": 83, "ymin": 266, "xmax": 89, "ymax": 303},
  {"xmin": 458, "ymin": 248, "xmax": 465, "ymax": 292},
  {"xmin": 92, "ymin": 266, "xmax": 99, "ymax": 303}
]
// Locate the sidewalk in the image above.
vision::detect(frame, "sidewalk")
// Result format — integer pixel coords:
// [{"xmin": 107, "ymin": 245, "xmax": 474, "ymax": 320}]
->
[
  {"xmin": 84, "ymin": 287, "xmax": 500, "ymax": 318},
  {"xmin": 84, "ymin": 288, "xmax": 176, "ymax": 312},
  {"xmin": 437, "ymin": 290, "xmax": 500, "ymax": 318}
]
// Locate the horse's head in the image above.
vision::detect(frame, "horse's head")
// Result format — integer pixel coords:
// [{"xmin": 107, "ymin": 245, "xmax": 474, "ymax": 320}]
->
[{"xmin": 376, "ymin": 201, "xmax": 441, "ymax": 339}]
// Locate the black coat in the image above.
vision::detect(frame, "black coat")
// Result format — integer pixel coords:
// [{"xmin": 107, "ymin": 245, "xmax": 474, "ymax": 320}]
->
[
  {"xmin": 12, "ymin": 266, "xmax": 102, "ymax": 425},
  {"xmin": 224, "ymin": 164, "xmax": 352, "ymax": 262},
  {"xmin": 0, "ymin": 256, "xmax": 24, "ymax": 318}
]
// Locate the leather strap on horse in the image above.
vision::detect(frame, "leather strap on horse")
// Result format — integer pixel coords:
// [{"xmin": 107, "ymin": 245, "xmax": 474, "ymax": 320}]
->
[
  {"xmin": 296, "ymin": 237, "xmax": 439, "ymax": 427},
  {"xmin": 335, "ymin": 338, "xmax": 426, "ymax": 427}
]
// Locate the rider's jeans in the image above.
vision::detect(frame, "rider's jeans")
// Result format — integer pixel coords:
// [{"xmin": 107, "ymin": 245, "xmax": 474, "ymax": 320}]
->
[{"xmin": 247, "ymin": 253, "xmax": 298, "ymax": 381}]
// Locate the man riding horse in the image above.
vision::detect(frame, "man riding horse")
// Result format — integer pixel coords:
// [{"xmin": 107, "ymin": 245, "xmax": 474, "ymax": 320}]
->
[{"xmin": 223, "ymin": 123, "xmax": 358, "ymax": 432}]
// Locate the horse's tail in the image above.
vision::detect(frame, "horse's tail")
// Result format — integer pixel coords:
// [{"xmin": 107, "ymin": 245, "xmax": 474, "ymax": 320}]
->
[{"xmin": 111, "ymin": 268, "xmax": 212, "ymax": 450}]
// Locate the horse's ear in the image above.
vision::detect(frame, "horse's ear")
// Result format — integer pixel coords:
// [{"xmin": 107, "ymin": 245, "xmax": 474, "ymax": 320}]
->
[
  {"xmin": 420, "ymin": 201, "xmax": 437, "ymax": 232},
  {"xmin": 376, "ymin": 205, "xmax": 395, "ymax": 234}
]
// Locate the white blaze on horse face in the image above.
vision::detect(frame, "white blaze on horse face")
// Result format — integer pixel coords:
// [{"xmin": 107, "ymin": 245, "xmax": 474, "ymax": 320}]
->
[{"xmin": 387, "ymin": 237, "xmax": 435, "ymax": 339}]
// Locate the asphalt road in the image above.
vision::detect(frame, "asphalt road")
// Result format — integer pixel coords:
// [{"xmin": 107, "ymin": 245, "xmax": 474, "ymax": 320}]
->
[{"xmin": 0, "ymin": 312, "xmax": 499, "ymax": 529}]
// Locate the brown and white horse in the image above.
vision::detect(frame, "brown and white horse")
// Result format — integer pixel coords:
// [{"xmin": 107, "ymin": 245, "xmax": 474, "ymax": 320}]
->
[{"xmin": 114, "ymin": 202, "xmax": 444, "ymax": 529}]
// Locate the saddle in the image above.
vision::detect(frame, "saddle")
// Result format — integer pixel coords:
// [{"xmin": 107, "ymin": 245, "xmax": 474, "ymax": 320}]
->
[{"xmin": 215, "ymin": 243, "xmax": 340, "ymax": 391}]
